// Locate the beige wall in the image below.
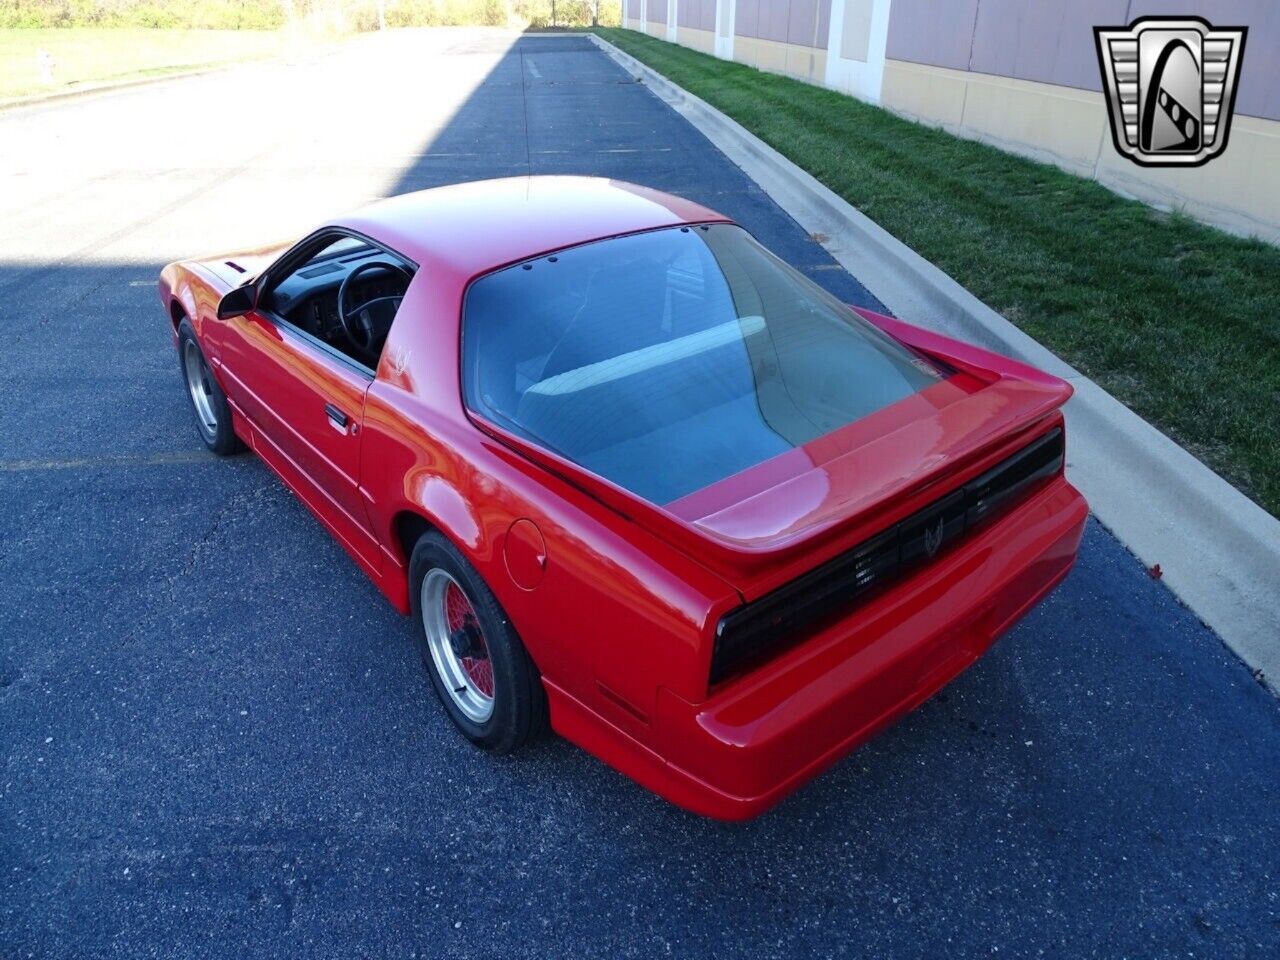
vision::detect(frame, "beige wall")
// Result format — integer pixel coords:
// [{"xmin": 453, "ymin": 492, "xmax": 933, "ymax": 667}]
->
[
  {"xmin": 676, "ymin": 25, "xmax": 716, "ymax": 55},
  {"xmin": 880, "ymin": 60, "xmax": 1280, "ymax": 244},
  {"xmin": 734, "ymin": 35, "xmax": 827, "ymax": 83}
]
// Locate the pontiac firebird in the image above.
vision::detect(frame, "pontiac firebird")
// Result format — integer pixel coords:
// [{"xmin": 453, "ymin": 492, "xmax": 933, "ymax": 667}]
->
[{"xmin": 160, "ymin": 177, "xmax": 1087, "ymax": 819}]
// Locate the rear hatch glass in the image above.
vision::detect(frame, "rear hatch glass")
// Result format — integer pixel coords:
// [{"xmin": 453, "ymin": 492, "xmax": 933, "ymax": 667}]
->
[{"xmin": 461, "ymin": 223, "xmax": 949, "ymax": 506}]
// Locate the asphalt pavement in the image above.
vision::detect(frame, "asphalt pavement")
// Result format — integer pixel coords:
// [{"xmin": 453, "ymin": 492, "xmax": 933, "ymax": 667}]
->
[{"xmin": 1, "ymin": 28, "xmax": 1276, "ymax": 959}]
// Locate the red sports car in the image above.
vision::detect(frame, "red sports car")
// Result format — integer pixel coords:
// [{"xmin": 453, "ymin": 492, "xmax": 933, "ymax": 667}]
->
[{"xmin": 161, "ymin": 176, "xmax": 1087, "ymax": 819}]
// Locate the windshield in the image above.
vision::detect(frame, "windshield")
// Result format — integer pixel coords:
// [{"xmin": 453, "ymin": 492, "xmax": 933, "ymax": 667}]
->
[{"xmin": 461, "ymin": 223, "xmax": 946, "ymax": 505}]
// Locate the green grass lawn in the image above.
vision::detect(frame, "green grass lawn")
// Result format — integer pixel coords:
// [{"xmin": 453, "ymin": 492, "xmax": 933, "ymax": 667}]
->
[
  {"xmin": 0, "ymin": 28, "xmax": 299, "ymax": 100},
  {"xmin": 595, "ymin": 28, "xmax": 1280, "ymax": 519}
]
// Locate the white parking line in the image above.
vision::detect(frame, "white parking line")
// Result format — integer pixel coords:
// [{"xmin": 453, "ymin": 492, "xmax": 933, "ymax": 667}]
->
[
  {"xmin": 526, "ymin": 59, "xmax": 542, "ymax": 79},
  {"xmin": 0, "ymin": 450, "xmax": 215, "ymax": 473}
]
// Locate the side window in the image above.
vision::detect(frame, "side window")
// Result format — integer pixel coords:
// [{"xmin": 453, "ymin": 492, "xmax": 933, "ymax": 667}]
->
[{"xmin": 262, "ymin": 235, "xmax": 415, "ymax": 370}]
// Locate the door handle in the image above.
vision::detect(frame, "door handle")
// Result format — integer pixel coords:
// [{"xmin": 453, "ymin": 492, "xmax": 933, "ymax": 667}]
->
[{"xmin": 325, "ymin": 402, "xmax": 351, "ymax": 433}]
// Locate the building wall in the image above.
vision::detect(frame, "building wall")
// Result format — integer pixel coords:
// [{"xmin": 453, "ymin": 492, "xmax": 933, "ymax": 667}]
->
[
  {"xmin": 677, "ymin": 0, "xmax": 716, "ymax": 52},
  {"xmin": 620, "ymin": 0, "xmax": 1280, "ymax": 243},
  {"xmin": 731, "ymin": 0, "xmax": 830, "ymax": 83},
  {"xmin": 678, "ymin": 0, "xmax": 716, "ymax": 31},
  {"xmin": 643, "ymin": 0, "xmax": 675, "ymax": 39},
  {"xmin": 880, "ymin": 0, "xmax": 1280, "ymax": 242},
  {"xmin": 822, "ymin": 0, "xmax": 892, "ymax": 101}
]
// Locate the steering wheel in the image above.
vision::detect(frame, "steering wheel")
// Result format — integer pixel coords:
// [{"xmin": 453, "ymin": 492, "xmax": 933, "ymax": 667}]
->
[{"xmin": 337, "ymin": 259, "xmax": 412, "ymax": 360}]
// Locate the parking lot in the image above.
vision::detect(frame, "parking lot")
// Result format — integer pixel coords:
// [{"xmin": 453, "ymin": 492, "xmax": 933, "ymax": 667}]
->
[{"xmin": 1, "ymin": 29, "xmax": 1277, "ymax": 958}]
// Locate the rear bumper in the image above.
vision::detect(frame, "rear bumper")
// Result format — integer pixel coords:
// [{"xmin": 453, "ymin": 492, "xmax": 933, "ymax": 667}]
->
[{"xmin": 548, "ymin": 476, "xmax": 1086, "ymax": 820}]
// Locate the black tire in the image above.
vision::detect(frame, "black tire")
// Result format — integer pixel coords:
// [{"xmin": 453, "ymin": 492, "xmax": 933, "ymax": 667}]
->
[
  {"xmin": 409, "ymin": 530, "xmax": 547, "ymax": 753},
  {"xmin": 177, "ymin": 318, "xmax": 243, "ymax": 456}
]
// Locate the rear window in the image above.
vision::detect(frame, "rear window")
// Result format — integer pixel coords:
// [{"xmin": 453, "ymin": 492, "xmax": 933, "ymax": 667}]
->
[{"xmin": 461, "ymin": 224, "xmax": 945, "ymax": 505}]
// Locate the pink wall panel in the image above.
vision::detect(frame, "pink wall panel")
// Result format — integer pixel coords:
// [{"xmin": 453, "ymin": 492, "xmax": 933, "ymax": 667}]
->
[
  {"xmin": 763, "ymin": 0, "xmax": 789, "ymax": 43},
  {"xmin": 816, "ymin": 0, "xmax": 831, "ymax": 50},
  {"xmin": 968, "ymin": 0, "xmax": 1127, "ymax": 92},
  {"xmin": 678, "ymin": 0, "xmax": 717, "ymax": 31},
  {"xmin": 885, "ymin": 0, "xmax": 979, "ymax": 71},
  {"xmin": 704, "ymin": 0, "xmax": 719, "ymax": 32},
  {"xmin": 731, "ymin": 0, "xmax": 832, "ymax": 50},
  {"xmin": 786, "ymin": 0, "xmax": 818, "ymax": 46},
  {"xmin": 887, "ymin": 0, "xmax": 1275, "ymax": 120}
]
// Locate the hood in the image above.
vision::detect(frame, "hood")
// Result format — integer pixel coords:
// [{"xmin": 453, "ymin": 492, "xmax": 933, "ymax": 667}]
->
[{"xmin": 188, "ymin": 242, "xmax": 289, "ymax": 289}]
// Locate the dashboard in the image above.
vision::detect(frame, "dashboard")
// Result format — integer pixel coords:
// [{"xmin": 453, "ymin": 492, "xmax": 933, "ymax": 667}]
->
[{"xmin": 265, "ymin": 244, "xmax": 413, "ymax": 354}]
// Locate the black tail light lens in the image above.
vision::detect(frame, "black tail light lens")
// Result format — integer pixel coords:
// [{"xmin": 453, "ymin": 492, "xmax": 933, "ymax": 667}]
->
[
  {"xmin": 710, "ymin": 427, "xmax": 1064, "ymax": 684},
  {"xmin": 966, "ymin": 426, "xmax": 1066, "ymax": 530}
]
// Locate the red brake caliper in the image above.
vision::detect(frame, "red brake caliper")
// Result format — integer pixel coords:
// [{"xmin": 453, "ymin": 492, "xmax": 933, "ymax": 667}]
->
[{"xmin": 444, "ymin": 582, "xmax": 494, "ymax": 698}]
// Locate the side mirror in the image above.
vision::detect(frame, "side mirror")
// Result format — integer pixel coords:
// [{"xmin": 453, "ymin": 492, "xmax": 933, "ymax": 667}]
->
[{"xmin": 217, "ymin": 283, "xmax": 257, "ymax": 320}]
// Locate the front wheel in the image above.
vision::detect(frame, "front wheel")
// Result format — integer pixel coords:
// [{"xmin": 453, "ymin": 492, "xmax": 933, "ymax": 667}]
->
[
  {"xmin": 409, "ymin": 531, "xmax": 547, "ymax": 753},
  {"xmin": 177, "ymin": 319, "xmax": 242, "ymax": 456}
]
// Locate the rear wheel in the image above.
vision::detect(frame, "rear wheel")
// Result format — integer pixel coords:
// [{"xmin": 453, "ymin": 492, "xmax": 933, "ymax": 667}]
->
[
  {"xmin": 177, "ymin": 319, "xmax": 242, "ymax": 455},
  {"xmin": 410, "ymin": 531, "xmax": 546, "ymax": 753}
]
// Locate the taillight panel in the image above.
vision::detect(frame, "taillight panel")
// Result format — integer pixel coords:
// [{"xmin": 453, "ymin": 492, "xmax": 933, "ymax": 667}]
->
[{"xmin": 710, "ymin": 427, "xmax": 1065, "ymax": 684}]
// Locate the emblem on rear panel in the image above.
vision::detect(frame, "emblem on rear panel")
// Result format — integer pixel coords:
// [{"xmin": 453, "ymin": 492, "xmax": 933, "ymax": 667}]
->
[
  {"xmin": 1094, "ymin": 17, "xmax": 1247, "ymax": 167},
  {"xmin": 924, "ymin": 518, "xmax": 945, "ymax": 559}
]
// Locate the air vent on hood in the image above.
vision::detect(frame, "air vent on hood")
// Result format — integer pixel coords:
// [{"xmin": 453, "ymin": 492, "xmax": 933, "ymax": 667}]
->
[{"xmin": 225, "ymin": 260, "xmax": 247, "ymax": 274}]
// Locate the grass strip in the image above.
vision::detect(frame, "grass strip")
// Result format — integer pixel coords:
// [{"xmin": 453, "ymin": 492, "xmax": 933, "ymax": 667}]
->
[{"xmin": 0, "ymin": 28, "xmax": 300, "ymax": 101}]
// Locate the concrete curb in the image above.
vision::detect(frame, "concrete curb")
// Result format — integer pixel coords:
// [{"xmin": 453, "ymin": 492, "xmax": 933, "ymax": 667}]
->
[
  {"xmin": 0, "ymin": 64, "xmax": 235, "ymax": 114},
  {"xmin": 589, "ymin": 32, "xmax": 1280, "ymax": 691}
]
